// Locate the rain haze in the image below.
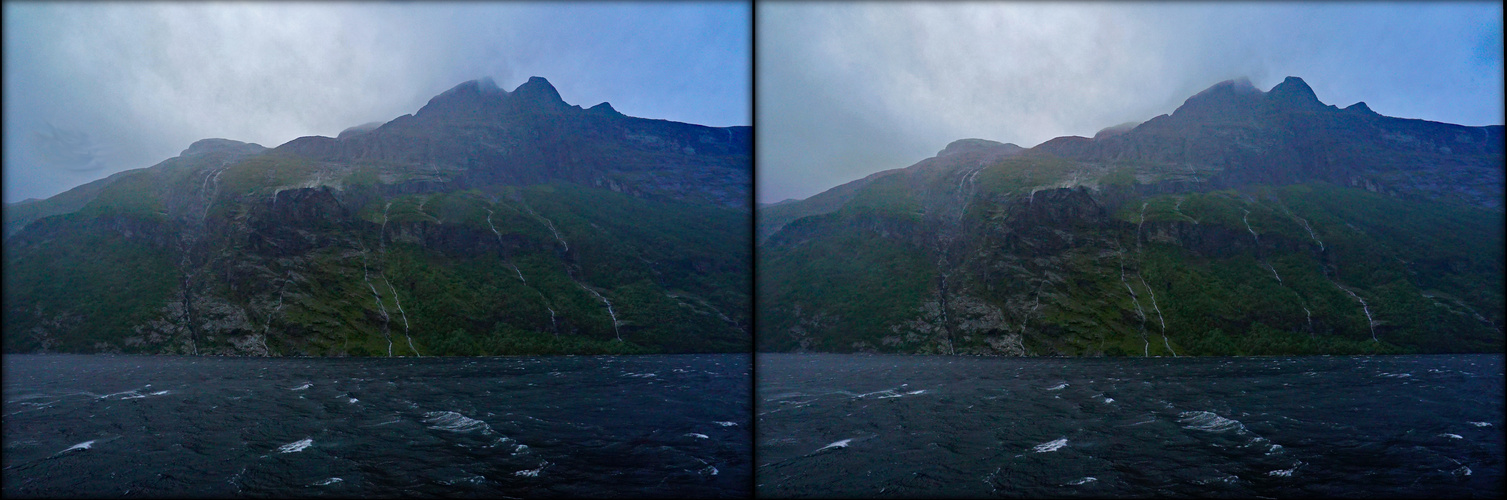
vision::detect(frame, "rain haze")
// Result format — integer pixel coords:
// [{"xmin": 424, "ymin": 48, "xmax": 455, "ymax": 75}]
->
[
  {"xmin": 3, "ymin": 1, "xmax": 750, "ymax": 203},
  {"xmin": 757, "ymin": 2, "xmax": 1504, "ymax": 205}
]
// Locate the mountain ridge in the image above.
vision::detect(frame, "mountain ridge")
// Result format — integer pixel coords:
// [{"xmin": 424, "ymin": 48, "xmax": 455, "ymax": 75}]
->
[
  {"xmin": 759, "ymin": 76, "xmax": 1503, "ymax": 356},
  {"xmin": 5, "ymin": 76, "xmax": 751, "ymax": 356}
]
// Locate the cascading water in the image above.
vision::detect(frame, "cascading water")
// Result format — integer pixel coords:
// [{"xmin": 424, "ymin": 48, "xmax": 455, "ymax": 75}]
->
[
  {"xmin": 1333, "ymin": 282, "xmax": 1378, "ymax": 342},
  {"xmin": 382, "ymin": 276, "xmax": 419, "ymax": 356},
  {"xmin": 485, "ymin": 208, "xmax": 528, "ymax": 283},
  {"xmin": 578, "ymin": 283, "xmax": 621, "ymax": 341},
  {"xmin": 1118, "ymin": 251, "xmax": 1150, "ymax": 356},
  {"xmin": 358, "ymin": 242, "xmax": 394, "ymax": 357}
]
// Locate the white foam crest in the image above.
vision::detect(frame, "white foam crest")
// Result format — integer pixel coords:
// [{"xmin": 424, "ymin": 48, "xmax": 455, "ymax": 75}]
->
[
  {"xmin": 1469, "ymin": 421, "xmax": 1492, "ymax": 427},
  {"xmin": 61, "ymin": 440, "xmax": 95, "ymax": 453},
  {"xmin": 278, "ymin": 438, "xmax": 313, "ymax": 453},
  {"xmin": 1439, "ymin": 433, "xmax": 1463, "ymax": 440},
  {"xmin": 291, "ymin": 383, "xmax": 312, "ymax": 391},
  {"xmin": 1045, "ymin": 383, "xmax": 1068, "ymax": 391},
  {"xmin": 685, "ymin": 433, "xmax": 709, "ymax": 439},
  {"xmin": 514, "ymin": 461, "xmax": 551, "ymax": 477},
  {"xmin": 621, "ymin": 372, "xmax": 658, "ymax": 378},
  {"xmin": 423, "ymin": 411, "xmax": 494, "ymax": 434},
  {"xmin": 1454, "ymin": 466, "xmax": 1472, "ymax": 476},
  {"xmin": 1033, "ymin": 438, "xmax": 1068, "ymax": 453},
  {"xmin": 1067, "ymin": 477, "xmax": 1097, "ymax": 485},
  {"xmin": 715, "ymin": 421, "xmax": 738, "ymax": 427},
  {"xmin": 700, "ymin": 465, "xmax": 719, "ymax": 476},
  {"xmin": 815, "ymin": 439, "xmax": 852, "ymax": 453},
  {"xmin": 313, "ymin": 477, "xmax": 343, "ymax": 486},
  {"xmin": 1177, "ymin": 411, "xmax": 1246, "ymax": 433}
]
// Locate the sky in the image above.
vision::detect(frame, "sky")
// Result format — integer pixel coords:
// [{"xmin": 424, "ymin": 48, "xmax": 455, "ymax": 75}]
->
[
  {"xmin": 757, "ymin": 2, "xmax": 1505, "ymax": 205},
  {"xmin": 3, "ymin": 1, "xmax": 750, "ymax": 203}
]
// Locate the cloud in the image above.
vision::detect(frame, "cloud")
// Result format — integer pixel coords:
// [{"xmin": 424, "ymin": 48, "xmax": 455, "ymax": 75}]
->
[
  {"xmin": 3, "ymin": 2, "xmax": 749, "ymax": 202},
  {"xmin": 757, "ymin": 2, "xmax": 1503, "ymax": 204}
]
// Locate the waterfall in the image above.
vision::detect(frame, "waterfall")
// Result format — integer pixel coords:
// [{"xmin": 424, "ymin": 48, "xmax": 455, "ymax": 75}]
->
[
  {"xmin": 1118, "ymin": 252, "xmax": 1150, "ymax": 356},
  {"xmin": 382, "ymin": 275, "xmax": 419, "ymax": 357},
  {"xmin": 1137, "ymin": 275, "xmax": 1176, "ymax": 357},
  {"xmin": 1136, "ymin": 202, "xmax": 1148, "ymax": 251},
  {"xmin": 518, "ymin": 199, "xmax": 567, "ymax": 252},
  {"xmin": 485, "ymin": 208, "xmax": 527, "ymax": 282},
  {"xmin": 577, "ymin": 283, "xmax": 621, "ymax": 341},
  {"xmin": 1333, "ymin": 282, "xmax": 1378, "ymax": 342},
  {"xmin": 1173, "ymin": 198, "xmax": 1199, "ymax": 224},
  {"xmin": 1242, "ymin": 209, "xmax": 1258, "ymax": 244},
  {"xmin": 359, "ymin": 242, "xmax": 393, "ymax": 357}
]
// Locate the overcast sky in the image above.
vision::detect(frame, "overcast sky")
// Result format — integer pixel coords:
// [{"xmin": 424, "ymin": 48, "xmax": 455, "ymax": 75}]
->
[
  {"xmin": 3, "ymin": 1, "xmax": 750, "ymax": 203},
  {"xmin": 757, "ymin": 1, "xmax": 1505, "ymax": 204}
]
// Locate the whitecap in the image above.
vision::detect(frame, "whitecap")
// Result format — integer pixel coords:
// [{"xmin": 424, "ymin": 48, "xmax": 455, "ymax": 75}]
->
[
  {"xmin": 313, "ymin": 477, "xmax": 343, "ymax": 486},
  {"xmin": 1067, "ymin": 477, "xmax": 1096, "ymax": 485},
  {"xmin": 1104, "ymin": 398, "xmax": 1115, "ymax": 404},
  {"xmin": 61, "ymin": 440, "xmax": 95, "ymax": 453},
  {"xmin": 1439, "ymin": 433, "xmax": 1463, "ymax": 440},
  {"xmin": 423, "ymin": 411, "xmax": 492, "ymax": 434},
  {"xmin": 1045, "ymin": 383, "xmax": 1069, "ymax": 391},
  {"xmin": 700, "ymin": 465, "xmax": 719, "ymax": 476},
  {"xmin": 1454, "ymin": 466, "xmax": 1472, "ymax": 476},
  {"xmin": 290, "ymin": 383, "xmax": 312, "ymax": 391},
  {"xmin": 685, "ymin": 433, "xmax": 709, "ymax": 439},
  {"xmin": 714, "ymin": 421, "xmax": 738, "ymax": 427},
  {"xmin": 1178, "ymin": 411, "xmax": 1246, "ymax": 433},
  {"xmin": 1032, "ymin": 438, "xmax": 1068, "ymax": 453},
  {"xmin": 1268, "ymin": 468, "xmax": 1294, "ymax": 477},
  {"xmin": 1469, "ymin": 421, "xmax": 1492, "ymax": 427},
  {"xmin": 278, "ymin": 438, "xmax": 313, "ymax": 453},
  {"xmin": 815, "ymin": 439, "xmax": 852, "ymax": 453},
  {"xmin": 514, "ymin": 461, "xmax": 550, "ymax": 477}
]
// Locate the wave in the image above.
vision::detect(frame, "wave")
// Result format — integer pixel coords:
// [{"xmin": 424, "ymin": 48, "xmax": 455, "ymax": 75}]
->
[
  {"xmin": 814, "ymin": 439, "xmax": 852, "ymax": 453},
  {"xmin": 714, "ymin": 421, "xmax": 738, "ymax": 427},
  {"xmin": 313, "ymin": 477, "xmax": 342, "ymax": 486},
  {"xmin": 423, "ymin": 411, "xmax": 493, "ymax": 434},
  {"xmin": 278, "ymin": 438, "xmax": 313, "ymax": 453},
  {"xmin": 685, "ymin": 433, "xmax": 709, "ymax": 439},
  {"xmin": 1067, "ymin": 477, "xmax": 1096, "ymax": 485},
  {"xmin": 514, "ymin": 461, "xmax": 551, "ymax": 477},
  {"xmin": 1045, "ymin": 383, "xmax": 1069, "ymax": 391},
  {"xmin": 1177, "ymin": 411, "xmax": 1247, "ymax": 433},
  {"xmin": 1469, "ymin": 421, "xmax": 1492, "ymax": 427},
  {"xmin": 1032, "ymin": 438, "xmax": 1068, "ymax": 453},
  {"xmin": 59, "ymin": 440, "xmax": 95, "ymax": 454},
  {"xmin": 290, "ymin": 383, "xmax": 312, "ymax": 391}
]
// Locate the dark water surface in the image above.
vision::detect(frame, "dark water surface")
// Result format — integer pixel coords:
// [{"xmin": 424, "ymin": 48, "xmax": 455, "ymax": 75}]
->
[
  {"xmin": 3, "ymin": 353, "xmax": 750, "ymax": 498},
  {"xmin": 757, "ymin": 354, "xmax": 1504, "ymax": 498}
]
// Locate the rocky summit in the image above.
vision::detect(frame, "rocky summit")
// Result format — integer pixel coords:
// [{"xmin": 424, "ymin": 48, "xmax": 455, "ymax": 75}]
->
[
  {"xmin": 759, "ymin": 76, "xmax": 1503, "ymax": 356},
  {"xmin": 5, "ymin": 77, "xmax": 751, "ymax": 356}
]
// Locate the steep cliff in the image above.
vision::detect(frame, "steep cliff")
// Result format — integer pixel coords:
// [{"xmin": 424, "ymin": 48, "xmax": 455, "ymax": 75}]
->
[{"xmin": 759, "ymin": 77, "xmax": 1503, "ymax": 356}]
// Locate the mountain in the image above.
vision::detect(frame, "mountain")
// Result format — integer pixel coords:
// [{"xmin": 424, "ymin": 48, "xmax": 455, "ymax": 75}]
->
[
  {"xmin": 759, "ymin": 76, "xmax": 1503, "ymax": 356},
  {"xmin": 5, "ymin": 77, "xmax": 751, "ymax": 356}
]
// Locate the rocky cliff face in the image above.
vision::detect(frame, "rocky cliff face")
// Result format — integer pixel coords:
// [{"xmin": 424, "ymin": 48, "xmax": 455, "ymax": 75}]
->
[
  {"xmin": 760, "ymin": 77, "xmax": 1503, "ymax": 356},
  {"xmin": 5, "ymin": 77, "xmax": 750, "ymax": 356}
]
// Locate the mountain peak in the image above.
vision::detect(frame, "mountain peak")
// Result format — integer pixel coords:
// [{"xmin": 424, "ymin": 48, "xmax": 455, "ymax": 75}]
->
[
  {"xmin": 588, "ymin": 101, "xmax": 623, "ymax": 116},
  {"xmin": 1344, "ymin": 101, "xmax": 1379, "ymax": 116},
  {"xmin": 1172, "ymin": 77, "xmax": 1264, "ymax": 120},
  {"xmin": 513, "ymin": 76, "xmax": 567, "ymax": 108},
  {"xmin": 181, "ymin": 138, "xmax": 265, "ymax": 157},
  {"xmin": 1266, "ymin": 76, "xmax": 1324, "ymax": 110},
  {"xmin": 938, "ymin": 138, "xmax": 1020, "ymax": 157}
]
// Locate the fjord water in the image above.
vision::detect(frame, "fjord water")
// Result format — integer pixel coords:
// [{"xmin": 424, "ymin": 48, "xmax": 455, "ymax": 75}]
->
[
  {"xmin": 3, "ymin": 354, "xmax": 750, "ymax": 497},
  {"xmin": 757, "ymin": 353, "xmax": 1503, "ymax": 497}
]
